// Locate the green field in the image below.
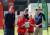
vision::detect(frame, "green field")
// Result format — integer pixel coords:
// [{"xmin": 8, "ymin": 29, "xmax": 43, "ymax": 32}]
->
[{"xmin": 0, "ymin": 27, "xmax": 50, "ymax": 35}]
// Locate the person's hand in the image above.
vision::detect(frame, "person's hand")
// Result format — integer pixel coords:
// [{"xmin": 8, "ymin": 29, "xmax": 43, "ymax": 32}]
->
[
  {"xmin": 35, "ymin": 25, "xmax": 39, "ymax": 28},
  {"xmin": 21, "ymin": 24, "xmax": 26, "ymax": 27},
  {"xmin": 29, "ymin": 22, "xmax": 32, "ymax": 25},
  {"xmin": 23, "ymin": 24, "xmax": 26, "ymax": 26},
  {"xmin": 29, "ymin": 23, "xmax": 31, "ymax": 25}
]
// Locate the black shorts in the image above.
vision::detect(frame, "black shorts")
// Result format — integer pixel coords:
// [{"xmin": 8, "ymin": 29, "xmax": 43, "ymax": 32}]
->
[{"xmin": 28, "ymin": 31, "xmax": 33, "ymax": 33}]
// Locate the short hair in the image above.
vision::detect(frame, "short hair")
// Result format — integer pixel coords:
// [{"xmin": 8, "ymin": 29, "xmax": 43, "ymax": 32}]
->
[
  {"xmin": 10, "ymin": 6, "xmax": 14, "ymax": 9},
  {"xmin": 24, "ymin": 8, "xmax": 28, "ymax": 12}
]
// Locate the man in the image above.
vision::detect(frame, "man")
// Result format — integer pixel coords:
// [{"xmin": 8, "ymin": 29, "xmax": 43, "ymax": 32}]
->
[
  {"xmin": 24, "ymin": 8, "xmax": 29, "ymax": 20},
  {"xmin": 3, "ymin": 6, "xmax": 15, "ymax": 35},
  {"xmin": 34, "ymin": 7, "xmax": 45, "ymax": 35},
  {"xmin": 24, "ymin": 8, "xmax": 29, "ymax": 35}
]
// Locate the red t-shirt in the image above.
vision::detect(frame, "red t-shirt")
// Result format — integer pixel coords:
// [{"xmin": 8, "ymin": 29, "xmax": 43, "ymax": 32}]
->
[
  {"xmin": 17, "ymin": 18, "xmax": 27, "ymax": 34},
  {"xmin": 28, "ymin": 19, "xmax": 35, "ymax": 32}
]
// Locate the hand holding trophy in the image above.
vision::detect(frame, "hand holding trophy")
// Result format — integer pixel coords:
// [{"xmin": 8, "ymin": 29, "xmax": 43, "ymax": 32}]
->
[{"xmin": 25, "ymin": 22, "xmax": 30, "ymax": 29}]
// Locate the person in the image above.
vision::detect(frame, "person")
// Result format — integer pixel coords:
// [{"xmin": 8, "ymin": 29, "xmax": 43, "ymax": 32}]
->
[
  {"xmin": 27, "ymin": 14, "xmax": 35, "ymax": 35},
  {"xmin": 3, "ymin": 6, "xmax": 15, "ymax": 35},
  {"xmin": 24, "ymin": 8, "xmax": 29, "ymax": 20},
  {"xmin": 17, "ymin": 14, "xmax": 27, "ymax": 35},
  {"xmin": 24, "ymin": 8, "xmax": 29, "ymax": 35},
  {"xmin": 34, "ymin": 7, "xmax": 46, "ymax": 35}
]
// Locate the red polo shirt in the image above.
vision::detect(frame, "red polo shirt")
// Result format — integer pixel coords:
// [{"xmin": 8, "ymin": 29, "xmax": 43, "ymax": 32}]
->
[
  {"xmin": 17, "ymin": 18, "xmax": 27, "ymax": 34},
  {"xmin": 28, "ymin": 19, "xmax": 35, "ymax": 32}
]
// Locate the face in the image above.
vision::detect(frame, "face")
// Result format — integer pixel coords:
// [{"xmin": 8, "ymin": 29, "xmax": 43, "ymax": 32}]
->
[
  {"xmin": 37, "ymin": 9, "xmax": 41, "ymax": 14},
  {"xmin": 9, "ymin": 8, "xmax": 14, "ymax": 13},
  {"xmin": 29, "ymin": 15, "xmax": 32, "ymax": 19},
  {"xmin": 24, "ymin": 11, "xmax": 28, "ymax": 15},
  {"xmin": 20, "ymin": 14, "xmax": 24, "ymax": 20}
]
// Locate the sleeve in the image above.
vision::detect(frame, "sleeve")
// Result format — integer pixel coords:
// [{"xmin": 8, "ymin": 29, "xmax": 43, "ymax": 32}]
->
[
  {"xmin": 42, "ymin": 14, "xmax": 46, "ymax": 21},
  {"xmin": 4, "ymin": 14, "xmax": 7, "ymax": 20}
]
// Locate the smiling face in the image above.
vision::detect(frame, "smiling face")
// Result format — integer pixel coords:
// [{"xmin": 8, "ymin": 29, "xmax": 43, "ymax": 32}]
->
[
  {"xmin": 9, "ymin": 8, "xmax": 14, "ymax": 13},
  {"xmin": 20, "ymin": 14, "xmax": 24, "ymax": 20},
  {"xmin": 29, "ymin": 14, "xmax": 32, "ymax": 20},
  {"xmin": 37, "ymin": 9, "xmax": 41, "ymax": 14}
]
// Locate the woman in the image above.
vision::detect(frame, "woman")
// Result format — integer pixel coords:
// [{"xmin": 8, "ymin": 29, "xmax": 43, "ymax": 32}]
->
[
  {"xmin": 17, "ymin": 14, "xmax": 27, "ymax": 35},
  {"xmin": 27, "ymin": 14, "xmax": 35, "ymax": 35}
]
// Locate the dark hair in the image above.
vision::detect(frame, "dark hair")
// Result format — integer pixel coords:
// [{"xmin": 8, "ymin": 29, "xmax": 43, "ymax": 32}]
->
[{"xmin": 24, "ymin": 8, "xmax": 28, "ymax": 12}]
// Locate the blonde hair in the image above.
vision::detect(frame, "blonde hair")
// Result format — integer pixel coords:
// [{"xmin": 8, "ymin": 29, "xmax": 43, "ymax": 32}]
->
[{"xmin": 29, "ymin": 14, "xmax": 32, "ymax": 16}]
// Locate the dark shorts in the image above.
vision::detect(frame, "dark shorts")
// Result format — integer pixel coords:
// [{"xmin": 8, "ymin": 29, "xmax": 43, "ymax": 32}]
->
[
  {"xmin": 28, "ymin": 31, "xmax": 33, "ymax": 33},
  {"xmin": 18, "ymin": 34, "xmax": 24, "ymax": 35},
  {"xmin": 4, "ymin": 26, "xmax": 14, "ymax": 35}
]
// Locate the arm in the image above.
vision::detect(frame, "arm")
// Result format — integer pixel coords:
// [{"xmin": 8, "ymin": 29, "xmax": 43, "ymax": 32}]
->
[
  {"xmin": 3, "ymin": 14, "xmax": 7, "ymax": 25},
  {"xmin": 39, "ymin": 14, "xmax": 45, "ymax": 26},
  {"xmin": 30, "ymin": 19, "xmax": 36, "ymax": 27},
  {"xmin": 30, "ymin": 23, "xmax": 36, "ymax": 27},
  {"xmin": 3, "ymin": 19, "xmax": 5, "ymax": 25},
  {"xmin": 39, "ymin": 20, "xmax": 45, "ymax": 26},
  {"xmin": 21, "ymin": 24, "xmax": 26, "ymax": 27},
  {"xmin": 17, "ymin": 19, "xmax": 25, "ymax": 27},
  {"xmin": 3, "ymin": 14, "xmax": 7, "ymax": 30},
  {"xmin": 21, "ymin": 19, "xmax": 27, "ymax": 27},
  {"xmin": 33, "ymin": 15, "xmax": 39, "ymax": 28}
]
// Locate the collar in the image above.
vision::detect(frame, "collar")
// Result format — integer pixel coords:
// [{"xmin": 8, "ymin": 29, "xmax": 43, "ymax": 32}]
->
[
  {"xmin": 37, "ymin": 13, "xmax": 41, "ymax": 15},
  {"xmin": 24, "ymin": 14, "xmax": 28, "ymax": 16}
]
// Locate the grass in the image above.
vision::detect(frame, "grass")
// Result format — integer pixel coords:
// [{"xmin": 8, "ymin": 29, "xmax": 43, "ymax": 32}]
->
[
  {"xmin": 0, "ymin": 27, "xmax": 50, "ymax": 35},
  {"xmin": 0, "ymin": 29, "xmax": 4, "ymax": 35},
  {"xmin": 48, "ymin": 27, "xmax": 50, "ymax": 35}
]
